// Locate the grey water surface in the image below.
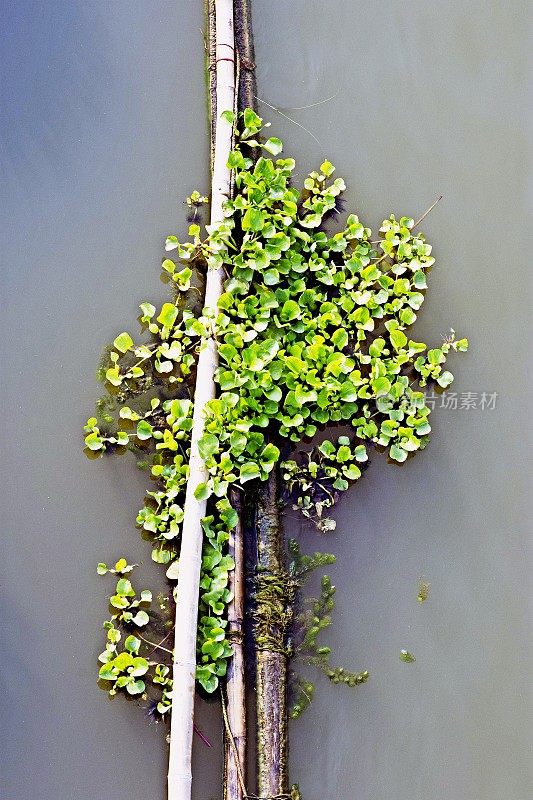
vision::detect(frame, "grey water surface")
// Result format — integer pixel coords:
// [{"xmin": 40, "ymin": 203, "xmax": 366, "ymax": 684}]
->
[{"xmin": 1, "ymin": 2, "xmax": 530, "ymax": 799}]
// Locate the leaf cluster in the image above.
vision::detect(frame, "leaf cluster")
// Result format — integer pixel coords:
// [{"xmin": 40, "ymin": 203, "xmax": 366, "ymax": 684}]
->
[{"xmin": 84, "ymin": 109, "xmax": 466, "ymax": 710}]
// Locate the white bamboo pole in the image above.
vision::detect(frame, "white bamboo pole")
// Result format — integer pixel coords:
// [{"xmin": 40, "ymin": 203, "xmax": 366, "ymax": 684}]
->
[{"xmin": 167, "ymin": 2, "xmax": 235, "ymax": 799}]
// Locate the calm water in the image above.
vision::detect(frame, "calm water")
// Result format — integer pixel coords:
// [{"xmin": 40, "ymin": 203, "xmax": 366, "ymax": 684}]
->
[{"xmin": 1, "ymin": 2, "xmax": 530, "ymax": 799}]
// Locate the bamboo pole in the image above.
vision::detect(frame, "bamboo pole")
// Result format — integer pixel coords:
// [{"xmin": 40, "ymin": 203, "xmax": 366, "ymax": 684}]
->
[
  {"xmin": 255, "ymin": 467, "xmax": 289, "ymax": 799},
  {"xmin": 221, "ymin": 5, "xmax": 257, "ymax": 798},
  {"xmin": 167, "ymin": 2, "xmax": 235, "ymax": 799},
  {"xmin": 224, "ymin": 489, "xmax": 247, "ymax": 800},
  {"xmin": 207, "ymin": 0, "xmax": 217, "ymax": 171},
  {"xmin": 233, "ymin": 0, "xmax": 256, "ymax": 110}
]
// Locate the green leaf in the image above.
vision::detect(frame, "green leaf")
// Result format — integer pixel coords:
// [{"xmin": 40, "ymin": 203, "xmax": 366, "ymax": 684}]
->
[
  {"xmin": 139, "ymin": 301, "xmax": 156, "ymax": 320},
  {"xmin": 372, "ymin": 377, "xmax": 391, "ymax": 397},
  {"xmin": 105, "ymin": 367, "xmax": 122, "ymax": 387},
  {"xmin": 113, "ymin": 332, "xmax": 133, "ymax": 353},
  {"xmin": 428, "ymin": 348, "xmax": 443, "ymax": 365},
  {"xmin": 221, "ymin": 110, "xmax": 235, "ymax": 124},
  {"xmin": 437, "ymin": 371, "xmax": 454, "ymax": 388},
  {"xmin": 264, "ymin": 268, "xmax": 279, "ymax": 286},
  {"xmin": 136, "ymin": 420, "xmax": 153, "ymax": 441},
  {"xmin": 242, "ymin": 207, "xmax": 265, "ymax": 232},
  {"xmin": 343, "ymin": 464, "xmax": 362, "ymax": 480},
  {"xmin": 332, "ymin": 329, "xmax": 348, "ymax": 349},
  {"xmin": 165, "ymin": 236, "xmax": 179, "ymax": 251},
  {"xmin": 132, "ymin": 610, "xmax": 149, "ymax": 627},
  {"xmin": 413, "ymin": 270, "xmax": 427, "ymax": 289},
  {"xmin": 98, "ymin": 663, "xmax": 116, "ymax": 681},
  {"xmin": 198, "ymin": 434, "xmax": 219, "ymax": 460},
  {"xmin": 126, "ymin": 679, "xmax": 146, "ymax": 695},
  {"xmin": 318, "ymin": 440, "xmax": 336, "ymax": 457},
  {"xmin": 162, "ymin": 259, "xmax": 176, "ymax": 274},
  {"xmin": 97, "ymin": 563, "xmax": 108, "ymax": 575},
  {"xmin": 239, "ymin": 462, "xmax": 260, "ymax": 483},
  {"xmin": 124, "ymin": 635, "xmax": 141, "ymax": 654},
  {"xmin": 390, "ymin": 444, "xmax": 408, "ymax": 463},
  {"xmin": 280, "ymin": 300, "xmax": 301, "ymax": 322},
  {"xmin": 263, "ymin": 137, "xmax": 283, "ymax": 156},
  {"xmin": 261, "ymin": 443, "xmax": 280, "ymax": 464},
  {"xmin": 116, "ymin": 578, "xmax": 135, "ymax": 597},
  {"xmin": 243, "ymin": 108, "xmax": 262, "ymax": 131},
  {"xmin": 157, "ymin": 303, "xmax": 178, "ymax": 328},
  {"xmin": 194, "ymin": 482, "xmax": 211, "ymax": 501},
  {"xmin": 390, "ymin": 329, "xmax": 407, "ymax": 350},
  {"xmin": 166, "ymin": 560, "xmax": 180, "ymax": 580},
  {"xmin": 85, "ymin": 432, "xmax": 103, "ymax": 451}
]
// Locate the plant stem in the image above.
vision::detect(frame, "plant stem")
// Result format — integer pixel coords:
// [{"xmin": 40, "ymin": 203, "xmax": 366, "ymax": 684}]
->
[{"xmin": 167, "ymin": 2, "xmax": 235, "ymax": 799}]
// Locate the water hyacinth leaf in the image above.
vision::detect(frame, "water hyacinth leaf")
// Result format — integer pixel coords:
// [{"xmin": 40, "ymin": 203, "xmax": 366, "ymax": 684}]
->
[
  {"xmin": 239, "ymin": 462, "xmax": 261, "ymax": 483},
  {"xmin": 390, "ymin": 329, "xmax": 407, "ymax": 350},
  {"xmin": 166, "ymin": 560, "xmax": 180, "ymax": 580},
  {"xmin": 165, "ymin": 235, "xmax": 178, "ymax": 251},
  {"xmin": 136, "ymin": 420, "xmax": 153, "ymax": 440},
  {"xmin": 113, "ymin": 332, "xmax": 133, "ymax": 353},
  {"xmin": 242, "ymin": 207, "xmax": 265, "ymax": 232},
  {"xmin": 157, "ymin": 303, "xmax": 178, "ymax": 328},
  {"xmin": 390, "ymin": 443, "xmax": 408, "ymax": 463},
  {"xmin": 198, "ymin": 434, "xmax": 219, "ymax": 460},
  {"xmin": 332, "ymin": 328, "xmax": 349, "ymax": 349},
  {"xmin": 428, "ymin": 348, "xmax": 444, "ymax": 365},
  {"xmin": 262, "ymin": 136, "xmax": 283, "ymax": 155},
  {"xmin": 320, "ymin": 159, "xmax": 335, "ymax": 177},
  {"xmin": 116, "ymin": 578, "xmax": 135, "ymax": 597},
  {"xmin": 124, "ymin": 635, "xmax": 140, "ymax": 654},
  {"xmin": 194, "ymin": 482, "xmax": 210, "ymax": 501},
  {"xmin": 132, "ymin": 610, "xmax": 149, "ymax": 627},
  {"xmin": 372, "ymin": 377, "xmax": 391, "ymax": 397},
  {"xmin": 139, "ymin": 301, "xmax": 156, "ymax": 320},
  {"xmin": 119, "ymin": 406, "xmax": 139, "ymax": 420},
  {"xmin": 105, "ymin": 367, "xmax": 122, "ymax": 387},
  {"xmin": 437, "ymin": 371, "xmax": 454, "ymax": 388},
  {"xmin": 280, "ymin": 299, "xmax": 301, "ymax": 322},
  {"xmin": 162, "ymin": 259, "xmax": 176, "ymax": 274},
  {"xmin": 85, "ymin": 432, "xmax": 103, "ymax": 451},
  {"xmin": 126, "ymin": 679, "xmax": 146, "ymax": 695}
]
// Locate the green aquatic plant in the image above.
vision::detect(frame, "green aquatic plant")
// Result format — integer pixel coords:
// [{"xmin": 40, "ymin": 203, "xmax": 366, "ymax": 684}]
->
[
  {"xmin": 417, "ymin": 578, "xmax": 430, "ymax": 603},
  {"xmin": 287, "ymin": 540, "xmax": 368, "ymax": 719},
  {"xmin": 400, "ymin": 649, "xmax": 416, "ymax": 663},
  {"xmin": 83, "ymin": 109, "xmax": 467, "ymax": 795}
]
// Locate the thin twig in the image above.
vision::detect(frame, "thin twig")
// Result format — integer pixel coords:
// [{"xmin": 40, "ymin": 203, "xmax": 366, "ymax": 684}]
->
[
  {"xmin": 282, "ymin": 92, "xmax": 339, "ymax": 111},
  {"xmin": 254, "ymin": 94, "xmax": 323, "ymax": 152},
  {"xmin": 138, "ymin": 633, "xmax": 173, "ymax": 655},
  {"xmin": 413, "ymin": 195, "xmax": 443, "ymax": 229},
  {"xmin": 220, "ymin": 687, "xmax": 248, "ymax": 799}
]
